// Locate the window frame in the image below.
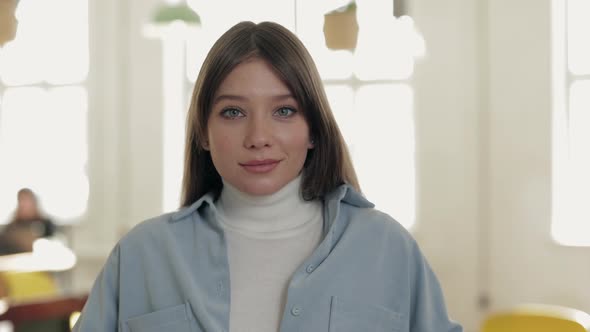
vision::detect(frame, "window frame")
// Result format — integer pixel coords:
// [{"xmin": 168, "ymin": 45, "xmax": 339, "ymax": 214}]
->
[
  {"xmin": 0, "ymin": 0, "xmax": 90, "ymax": 224},
  {"xmin": 551, "ymin": 0, "xmax": 590, "ymax": 246}
]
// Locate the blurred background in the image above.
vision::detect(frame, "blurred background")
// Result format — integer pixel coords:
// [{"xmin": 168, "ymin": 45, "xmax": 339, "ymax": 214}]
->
[{"xmin": 0, "ymin": 0, "xmax": 589, "ymax": 331}]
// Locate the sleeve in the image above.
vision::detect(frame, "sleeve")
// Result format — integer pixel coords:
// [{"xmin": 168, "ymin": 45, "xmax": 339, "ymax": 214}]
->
[
  {"xmin": 73, "ymin": 244, "xmax": 121, "ymax": 332},
  {"xmin": 409, "ymin": 240, "xmax": 463, "ymax": 332}
]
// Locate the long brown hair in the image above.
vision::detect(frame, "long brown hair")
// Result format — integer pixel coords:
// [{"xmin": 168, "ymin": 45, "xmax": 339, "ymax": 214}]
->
[{"xmin": 181, "ymin": 21, "xmax": 359, "ymax": 207}]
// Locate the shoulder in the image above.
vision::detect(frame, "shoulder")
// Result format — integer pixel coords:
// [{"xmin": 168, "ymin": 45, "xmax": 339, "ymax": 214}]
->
[
  {"xmin": 119, "ymin": 193, "xmax": 215, "ymax": 246},
  {"xmin": 116, "ymin": 212, "xmax": 176, "ymax": 248},
  {"xmin": 327, "ymin": 184, "xmax": 419, "ymax": 254},
  {"xmin": 130, "ymin": 212, "xmax": 177, "ymax": 233},
  {"xmin": 344, "ymin": 204, "xmax": 417, "ymax": 250}
]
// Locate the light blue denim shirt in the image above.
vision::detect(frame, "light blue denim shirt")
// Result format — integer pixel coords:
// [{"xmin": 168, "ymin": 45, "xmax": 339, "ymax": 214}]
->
[{"xmin": 74, "ymin": 184, "xmax": 462, "ymax": 332}]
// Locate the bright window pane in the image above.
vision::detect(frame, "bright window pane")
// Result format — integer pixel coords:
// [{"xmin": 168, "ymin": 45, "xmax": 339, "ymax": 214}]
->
[
  {"xmin": 569, "ymin": 80, "xmax": 590, "ymax": 169},
  {"xmin": 296, "ymin": 0, "xmax": 424, "ymax": 80},
  {"xmin": 295, "ymin": 0, "xmax": 354, "ymax": 79},
  {"xmin": 553, "ymin": 80, "xmax": 590, "ymax": 246},
  {"xmin": 355, "ymin": 7, "xmax": 424, "ymax": 80},
  {"xmin": 0, "ymin": 87, "xmax": 88, "ymax": 223},
  {"xmin": 186, "ymin": 28, "xmax": 211, "ymax": 82},
  {"xmin": 190, "ymin": 0, "xmax": 295, "ymax": 29},
  {"xmin": 567, "ymin": 0, "xmax": 590, "ymax": 75},
  {"xmin": 354, "ymin": 84, "xmax": 415, "ymax": 228},
  {"xmin": 186, "ymin": 0, "xmax": 296, "ymax": 81},
  {"xmin": 0, "ymin": 0, "xmax": 89, "ymax": 85},
  {"xmin": 295, "ymin": 0, "xmax": 356, "ymax": 81},
  {"xmin": 324, "ymin": 85, "xmax": 355, "ymax": 147},
  {"xmin": 162, "ymin": 33, "xmax": 187, "ymax": 211}
]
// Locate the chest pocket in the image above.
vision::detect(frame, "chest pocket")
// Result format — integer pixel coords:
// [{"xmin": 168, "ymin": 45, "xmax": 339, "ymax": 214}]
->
[
  {"xmin": 328, "ymin": 296, "xmax": 404, "ymax": 332},
  {"xmin": 125, "ymin": 303, "xmax": 194, "ymax": 332}
]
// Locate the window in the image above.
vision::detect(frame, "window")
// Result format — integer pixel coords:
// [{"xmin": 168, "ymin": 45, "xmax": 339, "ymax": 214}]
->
[
  {"xmin": 552, "ymin": 0, "xmax": 590, "ymax": 246},
  {"xmin": 161, "ymin": 0, "xmax": 423, "ymax": 229},
  {"xmin": 0, "ymin": 0, "xmax": 89, "ymax": 224}
]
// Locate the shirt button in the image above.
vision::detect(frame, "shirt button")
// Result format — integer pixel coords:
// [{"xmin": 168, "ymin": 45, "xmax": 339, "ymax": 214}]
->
[
  {"xmin": 305, "ymin": 264, "xmax": 315, "ymax": 273},
  {"xmin": 291, "ymin": 306, "xmax": 302, "ymax": 316}
]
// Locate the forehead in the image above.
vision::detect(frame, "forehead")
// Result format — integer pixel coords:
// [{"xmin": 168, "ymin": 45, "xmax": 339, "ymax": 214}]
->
[{"xmin": 214, "ymin": 57, "xmax": 293, "ymax": 98}]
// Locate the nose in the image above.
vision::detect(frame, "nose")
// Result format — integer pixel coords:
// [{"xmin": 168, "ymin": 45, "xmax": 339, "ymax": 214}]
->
[{"xmin": 243, "ymin": 115, "xmax": 272, "ymax": 149}]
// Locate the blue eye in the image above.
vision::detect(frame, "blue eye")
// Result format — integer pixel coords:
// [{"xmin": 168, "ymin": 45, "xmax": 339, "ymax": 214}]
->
[
  {"xmin": 275, "ymin": 107, "xmax": 296, "ymax": 117},
  {"xmin": 221, "ymin": 108, "xmax": 244, "ymax": 119}
]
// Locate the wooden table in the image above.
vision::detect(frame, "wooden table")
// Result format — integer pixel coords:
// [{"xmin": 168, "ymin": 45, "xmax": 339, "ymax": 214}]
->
[{"xmin": 0, "ymin": 294, "xmax": 88, "ymax": 332}]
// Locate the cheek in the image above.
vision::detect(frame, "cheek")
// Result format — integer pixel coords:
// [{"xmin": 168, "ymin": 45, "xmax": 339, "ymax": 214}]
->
[
  {"xmin": 208, "ymin": 130, "xmax": 237, "ymax": 167},
  {"xmin": 278, "ymin": 125, "xmax": 311, "ymax": 152},
  {"xmin": 207, "ymin": 122, "xmax": 230, "ymax": 150},
  {"xmin": 210, "ymin": 133, "xmax": 234, "ymax": 152}
]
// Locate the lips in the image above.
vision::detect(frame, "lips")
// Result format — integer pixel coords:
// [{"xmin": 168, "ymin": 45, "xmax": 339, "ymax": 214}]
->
[{"xmin": 240, "ymin": 159, "xmax": 280, "ymax": 173}]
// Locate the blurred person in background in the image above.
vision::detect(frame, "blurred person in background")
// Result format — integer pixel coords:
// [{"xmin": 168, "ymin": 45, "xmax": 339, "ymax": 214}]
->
[{"xmin": 0, "ymin": 188, "xmax": 56, "ymax": 255}]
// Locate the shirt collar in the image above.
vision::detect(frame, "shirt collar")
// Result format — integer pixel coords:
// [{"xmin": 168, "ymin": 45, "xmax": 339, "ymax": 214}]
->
[
  {"xmin": 170, "ymin": 192, "xmax": 216, "ymax": 222},
  {"xmin": 170, "ymin": 183, "xmax": 374, "ymax": 222},
  {"xmin": 325, "ymin": 183, "xmax": 374, "ymax": 208}
]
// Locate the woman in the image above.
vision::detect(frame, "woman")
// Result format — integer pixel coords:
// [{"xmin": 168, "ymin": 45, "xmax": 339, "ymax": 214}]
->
[
  {"xmin": 74, "ymin": 21, "xmax": 462, "ymax": 332},
  {"xmin": 0, "ymin": 188, "xmax": 56, "ymax": 255}
]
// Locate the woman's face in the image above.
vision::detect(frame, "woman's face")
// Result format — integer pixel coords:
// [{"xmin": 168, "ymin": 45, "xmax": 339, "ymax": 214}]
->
[{"xmin": 205, "ymin": 57, "xmax": 313, "ymax": 196}]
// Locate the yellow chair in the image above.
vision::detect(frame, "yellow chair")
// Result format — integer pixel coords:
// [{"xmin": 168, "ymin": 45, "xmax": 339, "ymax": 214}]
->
[
  {"xmin": 481, "ymin": 303, "xmax": 590, "ymax": 332},
  {"xmin": 1, "ymin": 271, "xmax": 59, "ymax": 301}
]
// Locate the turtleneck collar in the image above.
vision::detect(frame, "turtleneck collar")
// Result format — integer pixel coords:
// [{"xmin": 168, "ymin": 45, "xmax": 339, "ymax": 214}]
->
[{"xmin": 215, "ymin": 175, "xmax": 322, "ymax": 237}]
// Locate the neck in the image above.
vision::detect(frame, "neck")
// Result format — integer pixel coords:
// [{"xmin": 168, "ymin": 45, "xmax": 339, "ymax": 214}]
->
[{"xmin": 216, "ymin": 175, "xmax": 321, "ymax": 236}]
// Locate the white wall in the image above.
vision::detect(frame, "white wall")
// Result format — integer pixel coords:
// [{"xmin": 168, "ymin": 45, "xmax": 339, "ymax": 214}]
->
[
  {"xmin": 68, "ymin": 1, "xmax": 590, "ymax": 332},
  {"xmin": 411, "ymin": 0, "xmax": 482, "ymax": 330},
  {"xmin": 487, "ymin": 0, "xmax": 590, "ymax": 314},
  {"xmin": 412, "ymin": 2, "xmax": 590, "ymax": 331}
]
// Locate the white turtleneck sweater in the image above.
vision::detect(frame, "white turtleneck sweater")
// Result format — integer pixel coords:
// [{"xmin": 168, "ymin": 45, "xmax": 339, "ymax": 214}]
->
[{"xmin": 214, "ymin": 175, "xmax": 324, "ymax": 332}]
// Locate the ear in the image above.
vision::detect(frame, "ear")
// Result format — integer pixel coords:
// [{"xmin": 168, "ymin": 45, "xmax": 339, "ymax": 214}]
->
[
  {"xmin": 307, "ymin": 138, "xmax": 315, "ymax": 149},
  {"xmin": 202, "ymin": 140, "xmax": 210, "ymax": 151}
]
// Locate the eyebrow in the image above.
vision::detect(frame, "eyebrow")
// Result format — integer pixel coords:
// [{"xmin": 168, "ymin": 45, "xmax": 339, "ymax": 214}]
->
[{"xmin": 213, "ymin": 93, "xmax": 296, "ymax": 105}]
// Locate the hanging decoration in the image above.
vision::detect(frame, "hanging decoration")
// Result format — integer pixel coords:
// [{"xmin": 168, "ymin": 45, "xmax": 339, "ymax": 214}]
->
[
  {"xmin": 151, "ymin": 1, "xmax": 200, "ymax": 26},
  {"xmin": 0, "ymin": 0, "xmax": 18, "ymax": 47},
  {"xmin": 323, "ymin": 2, "xmax": 359, "ymax": 51}
]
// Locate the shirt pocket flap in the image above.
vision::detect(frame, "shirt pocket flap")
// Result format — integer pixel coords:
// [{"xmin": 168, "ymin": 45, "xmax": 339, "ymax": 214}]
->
[
  {"xmin": 126, "ymin": 303, "xmax": 193, "ymax": 332},
  {"xmin": 329, "ymin": 296, "xmax": 404, "ymax": 332}
]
